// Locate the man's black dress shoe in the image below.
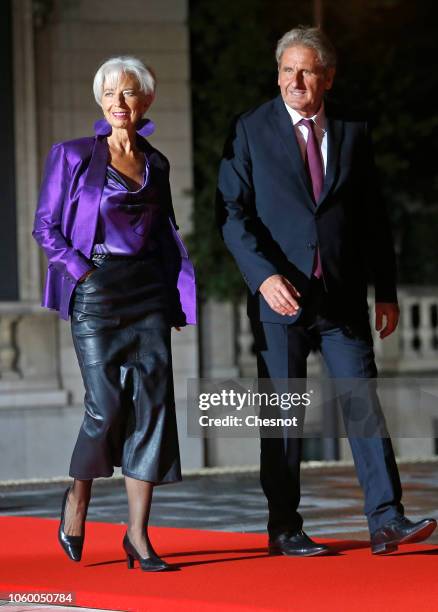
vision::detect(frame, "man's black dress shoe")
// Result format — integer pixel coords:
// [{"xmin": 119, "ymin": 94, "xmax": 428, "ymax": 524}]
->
[
  {"xmin": 269, "ymin": 530, "xmax": 330, "ymax": 557},
  {"xmin": 371, "ymin": 516, "xmax": 437, "ymax": 555},
  {"xmin": 58, "ymin": 487, "xmax": 85, "ymax": 562}
]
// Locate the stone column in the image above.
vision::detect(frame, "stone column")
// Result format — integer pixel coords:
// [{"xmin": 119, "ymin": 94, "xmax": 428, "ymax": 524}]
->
[
  {"xmin": 13, "ymin": 0, "xmax": 41, "ymax": 302},
  {"xmin": 0, "ymin": 313, "xmax": 20, "ymax": 380}
]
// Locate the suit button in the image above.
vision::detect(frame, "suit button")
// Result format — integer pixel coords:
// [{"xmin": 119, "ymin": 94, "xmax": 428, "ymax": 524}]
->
[{"xmin": 307, "ymin": 242, "xmax": 316, "ymax": 250}]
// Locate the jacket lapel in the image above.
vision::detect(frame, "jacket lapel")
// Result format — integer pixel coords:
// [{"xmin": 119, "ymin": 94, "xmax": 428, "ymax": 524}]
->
[
  {"xmin": 270, "ymin": 96, "xmax": 315, "ymax": 211},
  {"xmin": 138, "ymin": 138, "xmax": 180, "ymax": 228},
  {"xmin": 270, "ymin": 96, "xmax": 344, "ymax": 210},
  {"xmin": 317, "ymin": 114, "xmax": 343, "ymax": 207},
  {"xmin": 72, "ymin": 133, "xmax": 171, "ymax": 260},
  {"xmin": 72, "ymin": 136, "xmax": 108, "ymax": 258}
]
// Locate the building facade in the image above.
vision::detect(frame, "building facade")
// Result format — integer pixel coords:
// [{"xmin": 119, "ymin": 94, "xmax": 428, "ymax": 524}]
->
[
  {"xmin": 0, "ymin": 0, "xmax": 202, "ymax": 479},
  {"xmin": 1, "ymin": 0, "xmax": 437, "ymax": 480}
]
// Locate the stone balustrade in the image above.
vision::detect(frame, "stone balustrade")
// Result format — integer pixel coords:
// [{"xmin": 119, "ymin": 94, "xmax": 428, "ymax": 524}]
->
[
  {"xmin": 0, "ymin": 302, "xmax": 44, "ymax": 381},
  {"xmin": 0, "ymin": 302, "xmax": 68, "ymax": 406},
  {"xmin": 234, "ymin": 286, "xmax": 438, "ymax": 377}
]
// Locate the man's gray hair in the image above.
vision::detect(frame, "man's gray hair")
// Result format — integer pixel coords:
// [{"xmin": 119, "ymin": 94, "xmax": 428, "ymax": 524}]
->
[
  {"xmin": 276, "ymin": 26, "xmax": 337, "ymax": 70},
  {"xmin": 93, "ymin": 56, "xmax": 156, "ymax": 106}
]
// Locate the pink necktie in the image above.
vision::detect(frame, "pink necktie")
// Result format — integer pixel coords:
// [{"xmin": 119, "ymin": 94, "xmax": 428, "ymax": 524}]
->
[{"xmin": 298, "ymin": 118, "xmax": 323, "ymax": 278}]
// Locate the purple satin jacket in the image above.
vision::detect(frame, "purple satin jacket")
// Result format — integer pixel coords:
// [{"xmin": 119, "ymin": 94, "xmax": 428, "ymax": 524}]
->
[{"xmin": 32, "ymin": 119, "xmax": 197, "ymax": 324}]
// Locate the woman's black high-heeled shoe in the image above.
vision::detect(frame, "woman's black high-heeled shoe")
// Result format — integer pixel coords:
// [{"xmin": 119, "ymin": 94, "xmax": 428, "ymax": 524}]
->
[
  {"xmin": 58, "ymin": 487, "xmax": 85, "ymax": 562},
  {"xmin": 123, "ymin": 531, "xmax": 169, "ymax": 572}
]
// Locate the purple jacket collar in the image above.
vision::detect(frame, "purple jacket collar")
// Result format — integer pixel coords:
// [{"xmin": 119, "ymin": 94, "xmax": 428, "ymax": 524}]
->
[{"xmin": 93, "ymin": 118, "xmax": 156, "ymax": 138}]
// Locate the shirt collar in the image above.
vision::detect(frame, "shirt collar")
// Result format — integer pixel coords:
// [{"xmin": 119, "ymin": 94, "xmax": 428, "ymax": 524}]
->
[{"xmin": 284, "ymin": 102, "xmax": 326, "ymax": 131}]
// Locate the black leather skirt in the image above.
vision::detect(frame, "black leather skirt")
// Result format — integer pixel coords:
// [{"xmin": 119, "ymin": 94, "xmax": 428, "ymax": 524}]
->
[{"xmin": 69, "ymin": 254, "xmax": 181, "ymax": 484}]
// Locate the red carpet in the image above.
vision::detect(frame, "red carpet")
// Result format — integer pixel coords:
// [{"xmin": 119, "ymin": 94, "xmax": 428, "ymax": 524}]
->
[{"xmin": 0, "ymin": 517, "xmax": 437, "ymax": 611}]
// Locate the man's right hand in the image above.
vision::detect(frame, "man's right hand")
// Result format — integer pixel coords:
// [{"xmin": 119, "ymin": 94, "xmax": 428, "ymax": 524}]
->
[{"xmin": 258, "ymin": 274, "xmax": 301, "ymax": 316}]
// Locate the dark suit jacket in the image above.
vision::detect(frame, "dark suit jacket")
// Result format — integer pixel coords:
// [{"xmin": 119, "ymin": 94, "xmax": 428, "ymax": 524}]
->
[{"xmin": 217, "ymin": 95, "xmax": 397, "ymax": 325}]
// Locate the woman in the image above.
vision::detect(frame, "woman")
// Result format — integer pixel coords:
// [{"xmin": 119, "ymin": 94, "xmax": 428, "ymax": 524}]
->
[{"xmin": 33, "ymin": 56, "xmax": 196, "ymax": 572}]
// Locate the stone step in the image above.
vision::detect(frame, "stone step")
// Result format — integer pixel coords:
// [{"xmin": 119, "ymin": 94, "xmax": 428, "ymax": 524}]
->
[{"xmin": 0, "ymin": 389, "xmax": 68, "ymax": 408}]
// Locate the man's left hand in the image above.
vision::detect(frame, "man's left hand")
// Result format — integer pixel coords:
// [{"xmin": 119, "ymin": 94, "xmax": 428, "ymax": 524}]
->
[{"xmin": 375, "ymin": 302, "xmax": 399, "ymax": 339}]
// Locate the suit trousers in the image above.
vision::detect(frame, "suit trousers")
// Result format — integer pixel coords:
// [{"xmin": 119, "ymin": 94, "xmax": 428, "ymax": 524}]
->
[{"xmin": 252, "ymin": 278, "xmax": 404, "ymax": 537}]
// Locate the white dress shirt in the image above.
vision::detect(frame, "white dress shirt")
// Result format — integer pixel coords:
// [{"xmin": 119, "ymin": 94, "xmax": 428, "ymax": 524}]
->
[{"xmin": 283, "ymin": 103, "xmax": 328, "ymax": 175}]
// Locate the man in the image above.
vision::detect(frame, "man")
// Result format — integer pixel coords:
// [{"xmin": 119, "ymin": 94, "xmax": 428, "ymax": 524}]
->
[{"xmin": 217, "ymin": 26, "xmax": 436, "ymax": 556}]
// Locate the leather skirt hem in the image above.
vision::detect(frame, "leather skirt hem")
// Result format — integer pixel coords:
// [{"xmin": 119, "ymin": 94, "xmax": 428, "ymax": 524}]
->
[
  {"xmin": 68, "ymin": 468, "xmax": 182, "ymax": 485},
  {"xmin": 69, "ymin": 469, "xmax": 114, "ymax": 480},
  {"xmin": 121, "ymin": 467, "xmax": 182, "ymax": 485}
]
